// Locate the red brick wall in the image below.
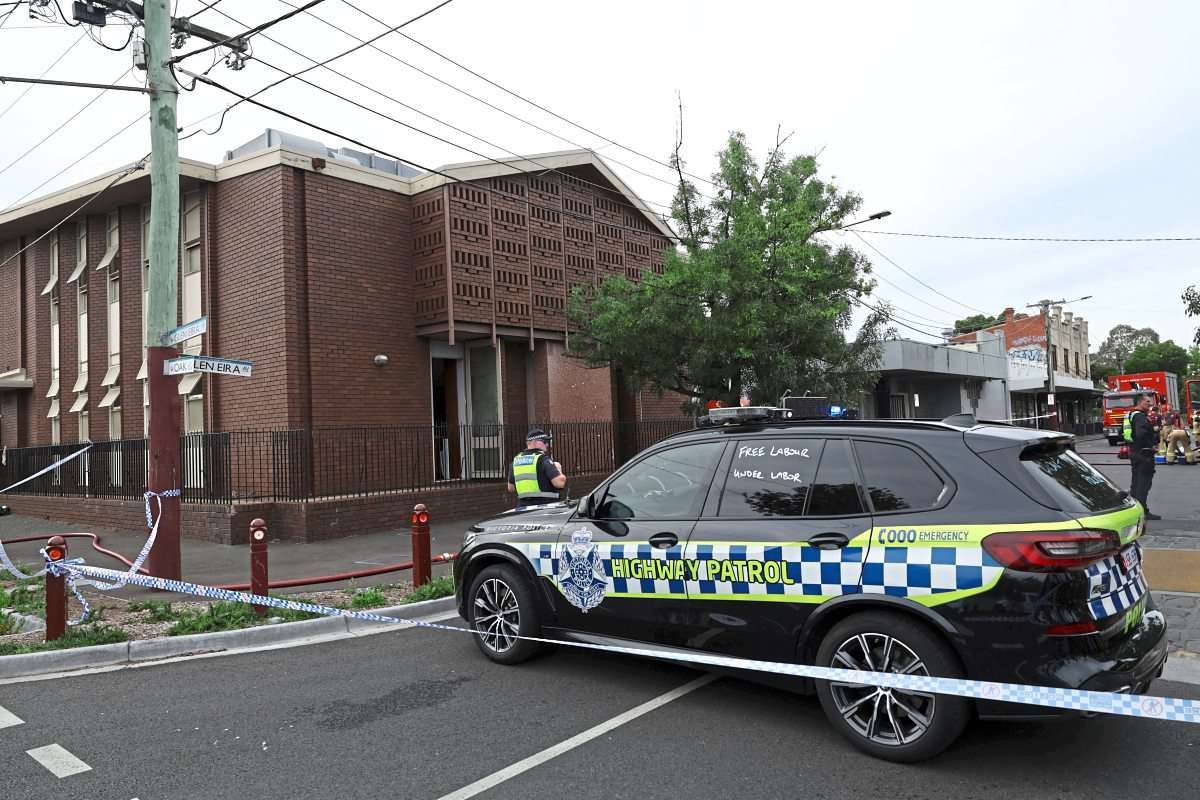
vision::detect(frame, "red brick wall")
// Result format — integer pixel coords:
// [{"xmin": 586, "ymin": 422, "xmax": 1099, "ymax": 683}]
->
[
  {"xmin": 638, "ymin": 389, "xmax": 692, "ymax": 419},
  {"xmin": 303, "ymin": 171, "xmax": 426, "ymax": 428},
  {"xmin": 210, "ymin": 167, "xmax": 295, "ymax": 432},
  {"xmin": 86, "ymin": 212, "xmax": 111, "ymax": 442},
  {"xmin": 0, "ymin": 238, "xmax": 20, "ymax": 375},
  {"xmin": 4, "ymin": 473, "xmax": 610, "ymax": 544},
  {"xmin": 28, "ymin": 233, "xmax": 50, "ymax": 445},
  {"xmin": 542, "ymin": 341, "xmax": 613, "ymax": 421},
  {"xmin": 118, "ymin": 204, "xmax": 145, "ymax": 439},
  {"xmin": 57, "ymin": 225, "xmax": 78, "ymax": 443}
]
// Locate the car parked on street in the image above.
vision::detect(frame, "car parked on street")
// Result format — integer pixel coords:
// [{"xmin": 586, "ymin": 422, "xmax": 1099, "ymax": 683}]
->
[{"xmin": 454, "ymin": 408, "xmax": 1168, "ymax": 761}]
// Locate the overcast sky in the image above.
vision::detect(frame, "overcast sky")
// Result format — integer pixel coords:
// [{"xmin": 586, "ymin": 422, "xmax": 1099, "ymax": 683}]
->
[{"xmin": 2, "ymin": 0, "xmax": 1198, "ymax": 350}]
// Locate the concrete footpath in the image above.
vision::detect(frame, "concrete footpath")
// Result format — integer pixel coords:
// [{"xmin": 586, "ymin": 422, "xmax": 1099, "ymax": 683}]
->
[{"xmin": 0, "ymin": 512, "xmax": 466, "ymax": 597}]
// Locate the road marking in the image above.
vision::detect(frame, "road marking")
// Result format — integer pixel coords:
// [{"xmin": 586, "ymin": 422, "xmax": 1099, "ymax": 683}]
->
[
  {"xmin": 0, "ymin": 609, "xmax": 462, "ymax": 685},
  {"xmin": 26, "ymin": 744, "xmax": 92, "ymax": 778},
  {"xmin": 434, "ymin": 673, "xmax": 717, "ymax": 800},
  {"xmin": 0, "ymin": 704, "xmax": 24, "ymax": 729}
]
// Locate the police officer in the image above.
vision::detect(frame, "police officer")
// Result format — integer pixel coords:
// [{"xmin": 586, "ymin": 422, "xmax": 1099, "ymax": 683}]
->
[
  {"xmin": 1124, "ymin": 393, "xmax": 1161, "ymax": 520},
  {"xmin": 507, "ymin": 429, "xmax": 567, "ymax": 507}
]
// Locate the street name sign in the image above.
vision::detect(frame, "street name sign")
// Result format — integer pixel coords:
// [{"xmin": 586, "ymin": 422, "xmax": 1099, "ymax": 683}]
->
[
  {"xmin": 161, "ymin": 316, "xmax": 207, "ymax": 347},
  {"xmin": 164, "ymin": 356, "xmax": 252, "ymax": 378}
]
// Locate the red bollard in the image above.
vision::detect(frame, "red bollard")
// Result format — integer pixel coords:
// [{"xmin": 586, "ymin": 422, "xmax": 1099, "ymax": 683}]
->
[
  {"xmin": 249, "ymin": 518, "xmax": 269, "ymax": 615},
  {"xmin": 44, "ymin": 536, "xmax": 68, "ymax": 642},
  {"xmin": 411, "ymin": 504, "xmax": 431, "ymax": 589}
]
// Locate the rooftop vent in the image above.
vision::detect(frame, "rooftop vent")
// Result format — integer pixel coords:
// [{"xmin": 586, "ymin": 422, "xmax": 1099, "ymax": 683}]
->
[{"xmin": 224, "ymin": 129, "xmax": 423, "ymax": 178}]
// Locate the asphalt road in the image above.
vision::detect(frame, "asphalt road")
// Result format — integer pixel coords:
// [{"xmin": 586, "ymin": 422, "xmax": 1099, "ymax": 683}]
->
[{"xmin": 3, "ymin": 618, "xmax": 1200, "ymax": 800}]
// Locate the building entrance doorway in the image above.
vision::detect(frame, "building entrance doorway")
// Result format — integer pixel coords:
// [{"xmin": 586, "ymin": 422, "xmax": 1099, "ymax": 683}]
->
[{"xmin": 430, "ymin": 341, "xmax": 504, "ymax": 480}]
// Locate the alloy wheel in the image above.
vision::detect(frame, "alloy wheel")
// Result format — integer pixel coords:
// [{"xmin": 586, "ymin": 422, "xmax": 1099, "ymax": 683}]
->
[
  {"xmin": 828, "ymin": 632, "xmax": 935, "ymax": 746},
  {"xmin": 473, "ymin": 576, "xmax": 521, "ymax": 653}
]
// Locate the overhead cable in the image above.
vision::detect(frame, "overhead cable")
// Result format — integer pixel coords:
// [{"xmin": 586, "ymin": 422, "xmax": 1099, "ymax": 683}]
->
[
  {"xmin": 0, "ymin": 29, "xmax": 85, "ymax": 122},
  {"xmin": 335, "ymin": 0, "xmax": 719, "ymax": 189},
  {"xmin": 855, "ymin": 229, "xmax": 1200, "ymax": 243},
  {"xmin": 850, "ymin": 231, "xmax": 988, "ymax": 314}
]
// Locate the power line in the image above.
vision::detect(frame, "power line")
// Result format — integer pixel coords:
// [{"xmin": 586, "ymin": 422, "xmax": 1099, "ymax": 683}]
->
[
  {"xmin": 853, "ymin": 296, "xmax": 946, "ymax": 342},
  {"xmin": 0, "ymin": 66, "xmax": 135, "ymax": 180},
  {"xmin": 168, "ymin": 0, "xmax": 330, "ymax": 64},
  {"xmin": 182, "ymin": 67, "xmax": 682, "ymax": 245},
  {"xmin": 0, "ymin": 157, "xmax": 148, "ymax": 271},
  {"xmin": 206, "ymin": 4, "xmax": 677, "ymax": 225},
  {"xmin": 850, "ymin": 231, "xmax": 988, "ymax": 315},
  {"xmin": 0, "ymin": 29, "xmax": 85, "ymax": 122},
  {"xmin": 283, "ymin": 0, "xmax": 717, "ymax": 203},
  {"xmin": 855, "ymin": 229, "xmax": 1200, "ymax": 243},
  {"xmin": 2, "ymin": 110, "xmax": 145, "ymax": 211},
  {"xmin": 868, "ymin": 269, "xmax": 959, "ymax": 321},
  {"xmin": 336, "ymin": 0, "xmax": 718, "ymax": 190}
]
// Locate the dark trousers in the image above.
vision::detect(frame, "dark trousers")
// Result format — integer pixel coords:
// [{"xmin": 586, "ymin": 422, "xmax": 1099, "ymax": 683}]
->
[{"xmin": 1130, "ymin": 450, "xmax": 1156, "ymax": 512}]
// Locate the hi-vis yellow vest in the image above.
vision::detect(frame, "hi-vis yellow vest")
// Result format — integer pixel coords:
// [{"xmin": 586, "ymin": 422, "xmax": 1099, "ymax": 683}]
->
[
  {"xmin": 1123, "ymin": 410, "xmax": 1141, "ymax": 443},
  {"xmin": 512, "ymin": 451, "xmax": 558, "ymax": 501}
]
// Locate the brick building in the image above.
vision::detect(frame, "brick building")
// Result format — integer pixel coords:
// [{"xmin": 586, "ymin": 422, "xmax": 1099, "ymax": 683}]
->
[
  {"xmin": 950, "ymin": 306, "xmax": 1098, "ymax": 429},
  {"xmin": 0, "ymin": 131, "xmax": 690, "ymax": 540}
]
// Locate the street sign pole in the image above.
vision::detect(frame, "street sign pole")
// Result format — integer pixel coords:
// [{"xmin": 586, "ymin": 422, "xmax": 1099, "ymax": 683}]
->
[{"xmin": 144, "ymin": 0, "xmax": 183, "ymax": 581}]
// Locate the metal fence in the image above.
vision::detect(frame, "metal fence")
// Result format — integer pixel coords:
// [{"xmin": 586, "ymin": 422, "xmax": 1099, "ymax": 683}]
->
[{"xmin": 0, "ymin": 419, "xmax": 696, "ymax": 505}]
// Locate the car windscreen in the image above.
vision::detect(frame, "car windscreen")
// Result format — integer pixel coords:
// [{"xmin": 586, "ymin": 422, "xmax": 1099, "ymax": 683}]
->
[
  {"xmin": 1104, "ymin": 396, "xmax": 1136, "ymax": 410},
  {"xmin": 1018, "ymin": 444, "xmax": 1127, "ymax": 514}
]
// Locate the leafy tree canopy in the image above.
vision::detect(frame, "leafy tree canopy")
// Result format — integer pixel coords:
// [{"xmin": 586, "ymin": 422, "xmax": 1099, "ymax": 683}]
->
[
  {"xmin": 1089, "ymin": 357, "xmax": 1119, "ymax": 385},
  {"xmin": 1187, "ymin": 344, "xmax": 1200, "ymax": 377},
  {"xmin": 1123, "ymin": 340, "xmax": 1190, "ymax": 376},
  {"xmin": 953, "ymin": 313, "xmax": 1002, "ymax": 335},
  {"xmin": 1185, "ymin": 285, "xmax": 1200, "ymax": 346},
  {"xmin": 1096, "ymin": 324, "xmax": 1160, "ymax": 372},
  {"xmin": 567, "ymin": 132, "xmax": 887, "ymax": 409}
]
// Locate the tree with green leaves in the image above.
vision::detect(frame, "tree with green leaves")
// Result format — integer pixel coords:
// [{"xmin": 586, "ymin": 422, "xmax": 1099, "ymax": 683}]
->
[
  {"xmin": 1095, "ymin": 324, "xmax": 1160, "ymax": 372},
  {"xmin": 1185, "ymin": 285, "xmax": 1200, "ymax": 346},
  {"xmin": 1090, "ymin": 357, "xmax": 1118, "ymax": 385},
  {"xmin": 1187, "ymin": 344, "xmax": 1200, "ymax": 377},
  {"xmin": 953, "ymin": 313, "xmax": 1002, "ymax": 335},
  {"xmin": 567, "ymin": 132, "xmax": 888, "ymax": 409},
  {"xmin": 1123, "ymin": 340, "xmax": 1190, "ymax": 376}
]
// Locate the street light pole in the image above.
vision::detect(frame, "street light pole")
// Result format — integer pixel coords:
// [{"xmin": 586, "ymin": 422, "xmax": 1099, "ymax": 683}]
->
[
  {"xmin": 1026, "ymin": 295, "xmax": 1092, "ymax": 432},
  {"xmin": 840, "ymin": 210, "xmax": 892, "ymax": 230}
]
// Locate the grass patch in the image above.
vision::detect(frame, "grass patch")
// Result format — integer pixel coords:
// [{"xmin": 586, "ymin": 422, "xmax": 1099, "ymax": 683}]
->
[
  {"xmin": 126, "ymin": 599, "xmax": 180, "ymax": 623},
  {"xmin": 166, "ymin": 600, "xmax": 320, "ymax": 636},
  {"xmin": 0, "ymin": 575, "xmax": 47, "ymax": 616},
  {"xmin": 404, "ymin": 575, "xmax": 455, "ymax": 604},
  {"xmin": 349, "ymin": 587, "xmax": 388, "ymax": 609},
  {"xmin": 0, "ymin": 624, "xmax": 128, "ymax": 656}
]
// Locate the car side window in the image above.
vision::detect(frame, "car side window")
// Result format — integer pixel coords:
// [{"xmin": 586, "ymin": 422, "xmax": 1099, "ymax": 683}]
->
[
  {"xmin": 597, "ymin": 442, "xmax": 723, "ymax": 520},
  {"xmin": 854, "ymin": 440, "xmax": 945, "ymax": 512},
  {"xmin": 808, "ymin": 440, "xmax": 865, "ymax": 516},
  {"xmin": 718, "ymin": 439, "xmax": 824, "ymax": 517}
]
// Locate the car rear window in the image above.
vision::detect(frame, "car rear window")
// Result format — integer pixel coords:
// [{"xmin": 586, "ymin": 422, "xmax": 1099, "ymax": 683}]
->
[
  {"xmin": 855, "ymin": 441, "xmax": 946, "ymax": 512},
  {"xmin": 1019, "ymin": 445, "xmax": 1126, "ymax": 513}
]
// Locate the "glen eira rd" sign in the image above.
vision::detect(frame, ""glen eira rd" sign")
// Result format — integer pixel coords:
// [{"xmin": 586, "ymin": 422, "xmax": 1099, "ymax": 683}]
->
[{"xmin": 164, "ymin": 356, "xmax": 253, "ymax": 378}]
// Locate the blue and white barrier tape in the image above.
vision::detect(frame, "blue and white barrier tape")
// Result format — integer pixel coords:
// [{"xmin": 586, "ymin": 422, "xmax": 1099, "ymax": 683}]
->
[
  {"xmin": 0, "ymin": 445, "xmax": 95, "ymax": 580},
  {"xmin": 51, "ymin": 560, "xmax": 1200, "ymax": 725}
]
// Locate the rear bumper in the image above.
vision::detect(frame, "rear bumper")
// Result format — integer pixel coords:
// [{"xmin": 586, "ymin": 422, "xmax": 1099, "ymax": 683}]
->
[{"xmin": 975, "ymin": 605, "xmax": 1169, "ymax": 721}]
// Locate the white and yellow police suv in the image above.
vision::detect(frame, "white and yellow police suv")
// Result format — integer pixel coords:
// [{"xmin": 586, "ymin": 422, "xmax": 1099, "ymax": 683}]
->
[{"xmin": 454, "ymin": 408, "xmax": 1167, "ymax": 761}]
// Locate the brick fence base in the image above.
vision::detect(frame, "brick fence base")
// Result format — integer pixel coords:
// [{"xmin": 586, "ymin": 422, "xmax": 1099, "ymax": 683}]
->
[{"xmin": 2, "ymin": 474, "xmax": 608, "ymax": 545}]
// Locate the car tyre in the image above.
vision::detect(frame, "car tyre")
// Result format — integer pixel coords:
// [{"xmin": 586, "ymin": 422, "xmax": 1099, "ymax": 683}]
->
[
  {"xmin": 814, "ymin": 611, "xmax": 970, "ymax": 762},
  {"xmin": 467, "ymin": 563, "xmax": 545, "ymax": 665}
]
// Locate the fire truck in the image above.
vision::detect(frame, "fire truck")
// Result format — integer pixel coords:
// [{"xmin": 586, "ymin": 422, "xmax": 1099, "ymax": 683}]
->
[{"xmin": 1102, "ymin": 371, "xmax": 1182, "ymax": 445}]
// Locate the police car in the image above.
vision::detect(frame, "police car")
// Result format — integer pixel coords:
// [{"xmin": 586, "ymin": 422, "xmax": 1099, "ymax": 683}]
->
[{"xmin": 453, "ymin": 407, "xmax": 1168, "ymax": 761}]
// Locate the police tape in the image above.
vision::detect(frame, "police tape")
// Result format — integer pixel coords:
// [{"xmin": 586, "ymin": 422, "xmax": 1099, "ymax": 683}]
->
[
  {"xmin": 0, "ymin": 444, "xmax": 96, "ymax": 580},
  {"xmin": 49, "ymin": 559, "xmax": 1200, "ymax": 726}
]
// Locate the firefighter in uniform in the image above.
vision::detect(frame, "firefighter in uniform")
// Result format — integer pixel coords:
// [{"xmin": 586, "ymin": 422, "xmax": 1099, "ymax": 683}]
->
[
  {"xmin": 507, "ymin": 429, "xmax": 567, "ymax": 508},
  {"xmin": 1166, "ymin": 425, "xmax": 1195, "ymax": 464},
  {"xmin": 1124, "ymin": 393, "xmax": 1161, "ymax": 520}
]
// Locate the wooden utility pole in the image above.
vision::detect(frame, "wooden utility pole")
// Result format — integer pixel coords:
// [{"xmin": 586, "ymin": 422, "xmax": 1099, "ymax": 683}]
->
[{"xmin": 142, "ymin": 0, "xmax": 182, "ymax": 580}]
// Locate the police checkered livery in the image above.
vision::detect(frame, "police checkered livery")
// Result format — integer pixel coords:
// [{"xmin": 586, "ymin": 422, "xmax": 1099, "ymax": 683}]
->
[
  {"xmin": 1086, "ymin": 544, "xmax": 1148, "ymax": 620},
  {"xmin": 517, "ymin": 541, "xmax": 1004, "ymax": 601},
  {"xmin": 684, "ymin": 543, "xmax": 865, "ymax": 598},
  {"xmin": 859, "ymin": 545, "xmax": 1004, "ymax": 598}
]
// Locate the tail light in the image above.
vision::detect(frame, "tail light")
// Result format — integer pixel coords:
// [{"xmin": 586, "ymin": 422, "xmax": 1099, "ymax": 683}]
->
[
  {"xmin": 982, "ymin": 529, "xmax": 1120, "ymax": 572},
  {"xmin": 1045, "ymin": 621, "xmax": 1098, "ymax": 636}
]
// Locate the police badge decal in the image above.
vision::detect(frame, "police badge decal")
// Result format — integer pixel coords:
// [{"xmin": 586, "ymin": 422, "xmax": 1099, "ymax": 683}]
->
[{"xmin": 557, "ymin": 529, "xmax": 608, "ymax": 612}]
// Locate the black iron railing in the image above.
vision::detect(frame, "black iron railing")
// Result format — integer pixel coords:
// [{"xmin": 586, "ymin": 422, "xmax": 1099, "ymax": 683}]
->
[{"xmin": 0, "ymin": 419, "xmax": 696, "ymax": 504}]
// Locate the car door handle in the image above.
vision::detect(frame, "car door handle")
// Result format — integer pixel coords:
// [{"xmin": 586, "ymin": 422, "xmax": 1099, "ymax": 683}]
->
[
  {"xmin": 808, "ymin": 532, "xmax": 849, "ymax": 550},
  {"xmin": 648, "ymin": 532, "xmax": 679, "ymax": 549}
]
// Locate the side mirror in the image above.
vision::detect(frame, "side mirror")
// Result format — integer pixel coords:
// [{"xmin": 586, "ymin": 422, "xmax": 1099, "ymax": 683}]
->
[{"xmin": 582, "ymin": 493, "xmax": 596, "ymax": 518}]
